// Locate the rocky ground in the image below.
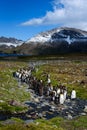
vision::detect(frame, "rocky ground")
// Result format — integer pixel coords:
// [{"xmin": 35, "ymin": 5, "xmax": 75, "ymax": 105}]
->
[
  {"xmin": 1, "ymin": 82, "xmax": 87, "ymax": 123},
  {"xmin": 24, "ymin": 87, "xmax": 87, "ymax": 121}
]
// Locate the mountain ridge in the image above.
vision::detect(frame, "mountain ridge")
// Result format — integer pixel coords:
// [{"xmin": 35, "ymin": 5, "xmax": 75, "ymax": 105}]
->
[
  {"xmin": 17, "ymin": 27, "xmax": 87, "ymax": 55},
  {"xmin": 26, "ymin": 27, "xmax": 87, "ymax": 44},
  {"xmin": 0, "ymin": 27, "xmax": 87, "ymax": 55},
  {"xmin": 0, "ymin": 36, "xmax": 23, "ymax": 47}
]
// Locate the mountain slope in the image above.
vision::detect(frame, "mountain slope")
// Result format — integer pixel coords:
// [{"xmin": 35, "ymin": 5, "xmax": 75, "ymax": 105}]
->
[
  {"xmin": 0, "ymin": 36, "xmax": 24, "ymax": 53},
  {"xmin": 16, "ymin": 27, "xmax": 87, "ymax": 55},
  {"xmin": 26, "ymin": 27, "xmax": 87, "ymax": 44}
]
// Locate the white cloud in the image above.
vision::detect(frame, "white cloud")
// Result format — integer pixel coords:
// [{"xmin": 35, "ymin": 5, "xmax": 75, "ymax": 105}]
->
[{"xmin": 21, "ymin": 0, "xmax": 87, "ymax": 30}]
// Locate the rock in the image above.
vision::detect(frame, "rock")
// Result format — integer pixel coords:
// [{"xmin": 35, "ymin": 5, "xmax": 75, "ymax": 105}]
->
[
  {"xmin": 9, "ymin": 100, "xmax": 21, "ymax": 106},
  {"xmin": 41, "ymin": 102, "xmax": 49, "ymax": 106},
  {"xmin": 25, "ymin": 119, "xmax": 33, "ymax": 124},
  {"xmin": 67, "ymin": 114, "xmax": 73, "ymax": 119},
  {"xmin": 66, "ymin": 99, "xmax": 71, "ymax": 103},
  {"xmin": 41, "ymin": 103, "xmax": 45, "ymax": 107},
  {"xmin": 37, "ymin": 105, "xmax": 41, "ymax": 109},
  {"xmin": 52, "ymin": 125, "xmax": 57, "ymax": 128},
  {"xmin": 51, "ymin": 106, "xmax": 56, "ymax": 109},
  {"xmin": 25, "ymin": 89, "xmax": 29, "ymax": 92},
  {"xmin": 65, "ymin": 111, "xmax": 69, "ymax": 114},
  {"xmin": 84, "ymin": 106, "xmax": 87, "ymax": 113},
  {"xmin": 69, "ymin": 106, "xmax": 73, "ymax": 109},
  {"xmin": 42, "ymin": 111, "xmax": 46, "ymax": 116},
  {"xmin": 35, "ymin": 122, "xmax": 40, "ymax": 125},
  {"xmin": 34, "ymin": 98, "xmax": 39, "ymax": 103},
  {"xmin": 70, "ymin": 110, "xmax": 74, "ymax": 114},
  {"xmin": 31, "ymin": 113, "xmax": 38, "ymax": 119},
  {"xmin": 26, "ymin": 114, "xmax": 32, "ymax": 118},
  {"xmin": 49, "ymin": 108, "xmax": 55, "ymax": 112},
  {"xmin": 0, "ymin": 100, "xmax": 4, "ymax": 103},
  {"xmin": 80, "ymin": 113, "xmax": 86, "ymax": 116},
  {"xmin": 38, "ymin": 113, "xmax": 43, "ymax": 118}
]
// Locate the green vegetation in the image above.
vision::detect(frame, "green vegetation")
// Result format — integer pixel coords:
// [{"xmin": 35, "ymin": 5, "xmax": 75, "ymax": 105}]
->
[
  {"xmin": 0, "ymin": 116, "xmax": 87, "ymax": 130},
  {"xmin": 0, "ymin": 61, "xmax": 30, "ymax": 113},
  {"xmin": 62, "ymin": 116, "xmax": 87, "ymax": 130},
  {"xmin": 33, "ymin": 61, "xmax": 87, "ymax": 99}
]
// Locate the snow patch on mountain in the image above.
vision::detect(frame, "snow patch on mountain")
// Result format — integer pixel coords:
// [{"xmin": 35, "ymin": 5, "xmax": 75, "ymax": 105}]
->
[
  {"xmin": 0, "ymin": 42, "xmax": 23, "ymax": 47},
  {"xmin": 26, "ymin": 34, "xmax": 51, "ymax": 43},
  {"xmin": 26, "ymin": 28, "xmax": 62, "ymax": 44},
  {"xmin": 65, "ymin": 36, "xmax": 73, "ymax": 44}
]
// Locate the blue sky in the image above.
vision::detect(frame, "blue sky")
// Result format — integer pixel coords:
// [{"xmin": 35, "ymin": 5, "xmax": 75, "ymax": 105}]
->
[{"xmin": 0, "ymin": 0, "xmax": 87, "ymax": 41}]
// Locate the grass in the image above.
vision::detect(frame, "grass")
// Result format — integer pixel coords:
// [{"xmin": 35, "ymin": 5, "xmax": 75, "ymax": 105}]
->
[
  {"xmin": 62, "ymin": 116, "xmax": 87, "ymax": 130},
  {"xmin": 0, "ymin": 116, "xmax": 87, "ymax": 130},
  {"xmin": 33, "ymin": 61, "xmax": 87, "ymax": 99},
  {"xmin": 0, "ymin": 61, "xmax": 30, "ymax": 113},
  {"xmin": 0, "ymin": 117, "xmax": 64, "ymax": 130}
]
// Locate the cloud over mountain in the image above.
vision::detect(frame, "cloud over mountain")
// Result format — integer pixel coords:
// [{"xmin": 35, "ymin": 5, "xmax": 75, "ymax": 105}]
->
[{"xmin": 21, "ymin": 0, "xmax": 87, "ymax": 30}]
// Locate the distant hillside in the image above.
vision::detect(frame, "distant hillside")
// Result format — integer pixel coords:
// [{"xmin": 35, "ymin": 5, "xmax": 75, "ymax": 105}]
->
[{"xmin": 0, "ymin": 36, "xmax": 23, "ymax": 53}]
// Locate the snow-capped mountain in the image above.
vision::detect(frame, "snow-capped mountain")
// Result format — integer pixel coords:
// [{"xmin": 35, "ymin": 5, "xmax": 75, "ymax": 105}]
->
[
  {"xmin": 26, "ymin": 27, "xmax": 87, "ymax": 44},
  {"xmin": 0, "ymin": 36, "xmax": 23, "ymax": 47},
  {"xmin": 18, "ymin": 27, "xmax": 87, "ymax": 55},
  {"xmin": 26, "ymin": 28, "xmax": 61, "ymax": 43}
]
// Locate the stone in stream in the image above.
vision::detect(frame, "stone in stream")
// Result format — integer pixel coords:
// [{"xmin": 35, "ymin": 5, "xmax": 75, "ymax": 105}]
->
[
  {"xmin": 49, "ymin": 105, "xmax": 56, "ymax": 112},
  {"xmin": 83, "ymin": 106, "xmax": 87, "ymax": 113},
  {"xmin": 49, "ymin": 108, "xmax": 55, "ymax": 112},
  {"xmin": 67, "ymin": 114, "xmax": 73, "ymax": 119},
  {"xmin": 37, "ymin": 113, "xmax": 43, "ymax": 118},
  {"xmin": 34, "ymin": 98, "xmax": 39, "ymax": 103},
  {"xmin": 37, "ymin": 105, "xmax": 41, "ymax": 109},
  {"xmin": 80, "ymin": 113, "xmax": 86, "ymax": 116},
  {"xmin": 26, "ymin": 114, "xmax": 32, "ymax": 118}
]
